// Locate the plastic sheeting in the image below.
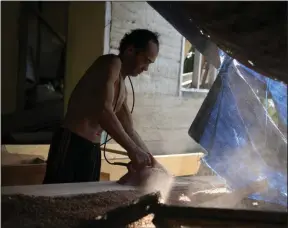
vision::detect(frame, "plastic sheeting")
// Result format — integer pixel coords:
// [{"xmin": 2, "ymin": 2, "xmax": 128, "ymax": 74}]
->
[{"xmin": 189, "ymin": 51, "xmax": 287, "ymax": 206}]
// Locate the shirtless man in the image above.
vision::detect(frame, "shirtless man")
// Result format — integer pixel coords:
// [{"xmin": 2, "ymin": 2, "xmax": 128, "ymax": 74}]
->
[{"xmin": 43, "ymin": 29, "xmax": 159, "ymax": 184}]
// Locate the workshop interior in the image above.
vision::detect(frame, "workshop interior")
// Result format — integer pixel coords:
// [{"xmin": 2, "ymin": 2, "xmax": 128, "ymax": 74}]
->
[{"xmin": 1, "ymin": 1, "xmax": 287, "ymax": 227}]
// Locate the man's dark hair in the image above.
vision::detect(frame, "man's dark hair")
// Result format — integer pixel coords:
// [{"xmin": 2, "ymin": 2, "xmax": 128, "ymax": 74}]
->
[{"xmin": 119, "ymin": 29, "xmax": 159, "ymax": 54}]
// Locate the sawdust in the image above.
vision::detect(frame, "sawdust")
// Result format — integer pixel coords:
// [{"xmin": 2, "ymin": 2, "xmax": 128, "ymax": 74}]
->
[
  {"xmin": 1, "ymin": 187, "xmax": 189, "ymax": 228},
  {"xmin": 118, "ymin": 163, "xmax": 174, "ymax": 203},
  {"xmin": 2, "ymin": 187, "xmax": 286, "ymax": 228},
  {"xmin": 2, "ymin": 190, "xmax": 142, "ymax": 228}
]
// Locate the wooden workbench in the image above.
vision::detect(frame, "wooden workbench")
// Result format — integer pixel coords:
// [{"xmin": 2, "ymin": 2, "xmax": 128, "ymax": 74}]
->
[
  {"xmin": 1, "ymin": 175, "xmax": 226, "ymax": 197},
  {"xmin": 2, "ymin": 144, "xmax": 204, "ymax": 182}
]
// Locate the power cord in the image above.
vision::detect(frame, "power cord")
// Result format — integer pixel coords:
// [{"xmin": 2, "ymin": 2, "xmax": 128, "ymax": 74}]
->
[{"xmin": 102, "ymin": 75, "xmax": 135, "ymax": 165}]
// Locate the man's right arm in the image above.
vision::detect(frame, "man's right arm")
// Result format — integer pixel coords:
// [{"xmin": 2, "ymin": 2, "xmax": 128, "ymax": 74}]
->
[
  {"xmin": 99, "ymin": 57, "xmax": 136, "ymax": 152},
  {"xmin": 97, "ymin": 57, "xmax": 150, "ymax": 165}
]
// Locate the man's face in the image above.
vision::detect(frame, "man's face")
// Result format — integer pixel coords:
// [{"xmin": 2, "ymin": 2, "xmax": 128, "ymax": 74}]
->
[{"xmin": 126, "ymin": 40, "xmax": 159, "ymax": 76}]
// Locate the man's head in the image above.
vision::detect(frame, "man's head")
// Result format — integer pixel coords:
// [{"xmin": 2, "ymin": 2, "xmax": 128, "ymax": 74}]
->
[{"xmin": 119, "ymin": 29, "xmax": 159, "ymax": 76}]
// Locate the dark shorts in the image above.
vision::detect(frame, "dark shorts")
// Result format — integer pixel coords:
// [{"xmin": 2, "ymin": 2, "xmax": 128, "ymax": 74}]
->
[{"xmin": 43, "ymin": 128, "xmax": 101, "ymax": 184}]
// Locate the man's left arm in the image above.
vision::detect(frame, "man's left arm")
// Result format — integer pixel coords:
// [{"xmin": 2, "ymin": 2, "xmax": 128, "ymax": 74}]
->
[
  {"xmin": 116, "ymin": 101, "xmax": 150, "ymax": 153},
  {"xmin": 117, "ymin": 99, "xmax": 167, "ymax": 170}
]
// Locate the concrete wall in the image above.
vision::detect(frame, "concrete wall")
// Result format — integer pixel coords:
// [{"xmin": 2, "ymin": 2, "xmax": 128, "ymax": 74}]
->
[
  {"xmin": 1, "ymin": 2, "xmax": 21, "ymax": 114},
  {"xmin": 64, "ymin": 2, "xmax": 106, "ymax": 110},
  {"xmin": 108, "ymin": 2, "xmax": 206, "ymax": 155},
  {"xmin": 126, "ymin": 93, "xmax": 206, "ymax": 155}
]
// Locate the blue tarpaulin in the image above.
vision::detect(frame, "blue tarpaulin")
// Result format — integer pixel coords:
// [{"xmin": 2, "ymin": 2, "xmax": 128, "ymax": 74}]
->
[{"xmin": 189, "ymin": 51, "xmax": 287, "ymax": 206}]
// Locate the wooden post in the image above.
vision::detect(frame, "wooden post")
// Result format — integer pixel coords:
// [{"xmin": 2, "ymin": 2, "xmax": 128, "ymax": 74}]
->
[
  {"xmin": 191, "ymin": 49, "xmax": 202, "ymax": 89},
  {"xmin": 178, "ymin": 37, "xmax": 185, "ymax": 97},
  {"xmin": 208, "ymin": 64, "xmax": 217, "ymax": 88},
  {"xmin": 64, "ymin": 2, "xmax": 106, "ymax": 113}
]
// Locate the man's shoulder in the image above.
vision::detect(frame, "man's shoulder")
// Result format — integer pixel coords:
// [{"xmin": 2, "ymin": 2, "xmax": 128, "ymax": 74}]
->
[{"xmin": 97, "ymin": 54, "xmax": 121, "ymax": 67}]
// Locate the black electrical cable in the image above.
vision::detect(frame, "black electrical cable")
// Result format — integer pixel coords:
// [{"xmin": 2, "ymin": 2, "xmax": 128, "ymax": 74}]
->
[{"xmin": 102, "ymin": 76, "xmax": 135, "ymax": 165}]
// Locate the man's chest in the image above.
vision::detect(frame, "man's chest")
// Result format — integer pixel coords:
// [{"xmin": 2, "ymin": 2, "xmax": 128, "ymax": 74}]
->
[{"xmin": 113, "ymin": 78, "xmax": 127, "ymax": 112}]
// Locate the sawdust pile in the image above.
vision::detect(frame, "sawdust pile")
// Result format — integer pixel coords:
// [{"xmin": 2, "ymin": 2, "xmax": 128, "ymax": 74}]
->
[
  {"xmin": 2, "ymin": 191, "xmax": 142, "ymax": 228},
  {"xmin": 1, "ymin": 187, "xmax": 212, "ymax": 228},
  {"xmin": 2, "ymin": 189, "xmax": 184, "ymax": 228},
  {"xmin": 2, "ymin": 187, "xmax": 286, "ymax": 228}
]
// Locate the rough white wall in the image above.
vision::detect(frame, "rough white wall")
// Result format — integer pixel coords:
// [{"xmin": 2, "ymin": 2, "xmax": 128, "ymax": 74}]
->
[
  {"xmin": 109, "ymin": 2, "xmax": 206, "ymax": 155},
  {"xmin": 110, "ymin": 2, "xmax": 182, "ymax": 95},
  {"xmin": 126, "ymin": 93, "xmax": 206, "ymax": 155}
]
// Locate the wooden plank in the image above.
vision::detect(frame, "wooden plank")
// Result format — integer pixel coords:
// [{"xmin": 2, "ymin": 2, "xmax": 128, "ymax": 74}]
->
[
  {"xmin": 1, "ymin": 164, "xmax": 110, "ymax": 186},
  {"xmin": 1, "ymin": 181, "xmax": 137, "ymax": 197},
  {"xmin": 2, "ymin": 164, "xmax": 46, "ymax": 186},
  {"xmin": 2, "ymin": 151, "xmax": 45, "ymax": 166},
  {"xmin": 3, "ymin": 145, "xmax": 50, "ymax": 160}
]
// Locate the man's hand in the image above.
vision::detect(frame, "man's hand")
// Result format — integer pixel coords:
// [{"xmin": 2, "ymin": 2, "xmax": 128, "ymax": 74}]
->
[
  {"xmin": 128, "ymin": 149, "xmax": 168, "ymax": 174},
  {"xmin": 128, "ymin": 146, "xmax": 152, "ymax": 169}
]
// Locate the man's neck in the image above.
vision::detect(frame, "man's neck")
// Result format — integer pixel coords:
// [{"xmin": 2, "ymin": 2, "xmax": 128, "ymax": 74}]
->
[{"xmin": 118, "ymin": 54, "xmax": 128, "ymax": 79}]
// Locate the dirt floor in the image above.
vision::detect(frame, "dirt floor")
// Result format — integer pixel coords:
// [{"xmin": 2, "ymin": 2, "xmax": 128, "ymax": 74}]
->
[{"xmin": 2, "ymin": 187, "xmax": 286, "ymax": 228}]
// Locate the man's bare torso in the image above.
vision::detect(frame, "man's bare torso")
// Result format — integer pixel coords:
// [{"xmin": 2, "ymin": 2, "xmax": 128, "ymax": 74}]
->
[{"xmin": 63, "ymin": 55, "xmax": 126, "ymax": 143}]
